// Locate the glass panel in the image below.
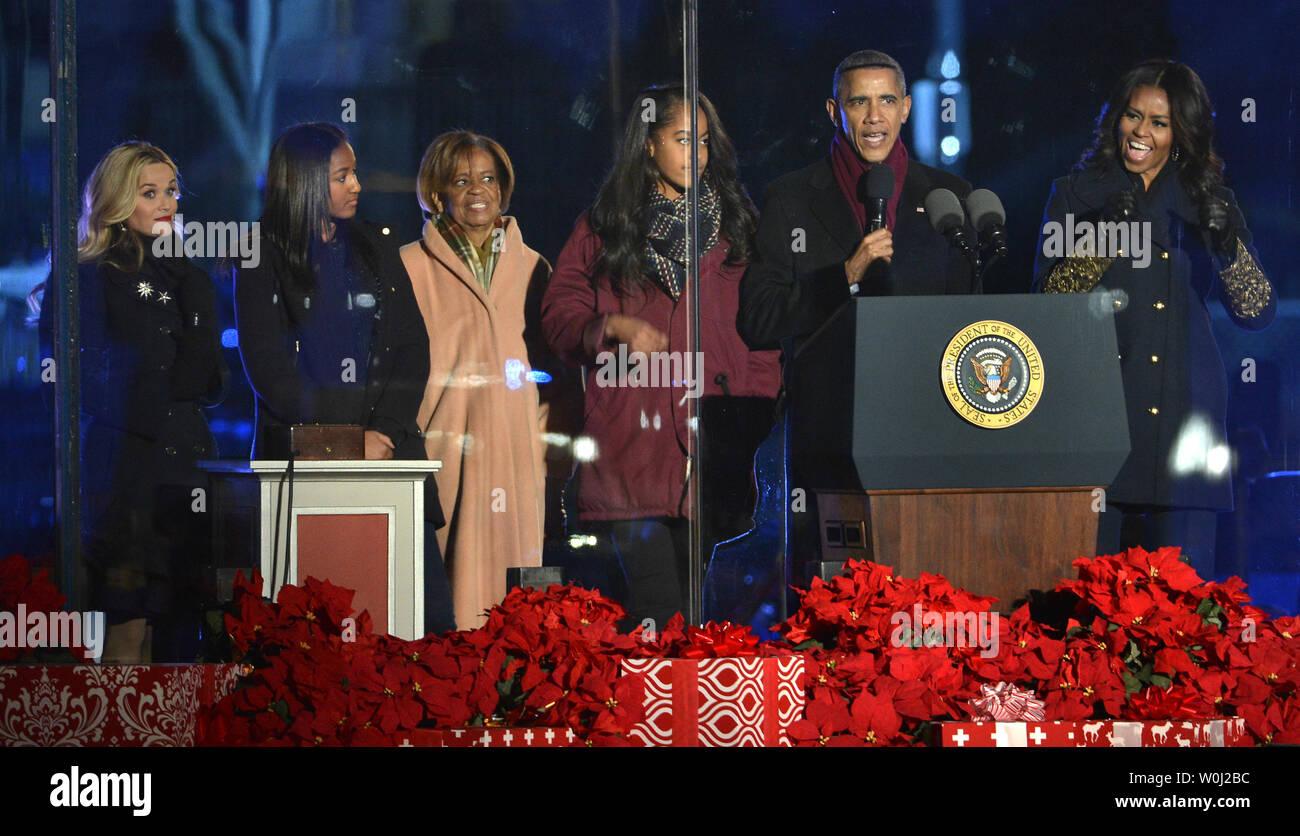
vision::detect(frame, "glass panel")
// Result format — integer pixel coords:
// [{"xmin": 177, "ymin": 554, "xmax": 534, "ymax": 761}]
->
[
  {"xmin": 699, "ymin": 0, "xmax": 1299, "ymax": 620},
  {"xmin": 6, "ymin": 0, "xmax": 733, "ymax": 659}
]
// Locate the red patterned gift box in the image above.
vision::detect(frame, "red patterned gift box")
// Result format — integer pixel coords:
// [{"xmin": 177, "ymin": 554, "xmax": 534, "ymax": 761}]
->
[
  {"xmin": 404, "ymin": 727, "xmax": 576, "ymax": 747},
  {"xmin": 619, "ymin": 656, "xmax": 805, "ymax": 747},
  {"xmin": 0, "ymin": 664, "xmax": 244, "ymax": 747},
  {"xmin": 935, "ymin": 718, "xmax": 1248, "ymax": 748}
]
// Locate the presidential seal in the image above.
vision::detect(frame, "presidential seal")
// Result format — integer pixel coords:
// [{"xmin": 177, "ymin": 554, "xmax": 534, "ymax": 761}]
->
[{"xmin": 939, "ymin": 320, "xmax": 1044, "ymax": 428}]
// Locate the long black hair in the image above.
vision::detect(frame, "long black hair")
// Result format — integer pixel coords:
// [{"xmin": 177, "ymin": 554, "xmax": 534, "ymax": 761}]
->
[
  {"xmin": 260, "ymin": 122, "xmax": 367, "ymax": 293},
  {"xmin": 589, "ymin": 84, "xmax": 758, "ymax": 298},
  {"xmin": 1077, "ymin": 59, "xmax": 1225, "ymax": 205}
]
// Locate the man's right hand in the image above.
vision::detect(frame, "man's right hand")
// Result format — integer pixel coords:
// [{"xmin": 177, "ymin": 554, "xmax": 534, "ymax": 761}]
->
[
  {"xmin": 845, "ymin": 227, "xmax": 893, "ymax": 287},
  {"xmin": 605, "ymin": 314, "xmax": 668, "ymax": 355}
]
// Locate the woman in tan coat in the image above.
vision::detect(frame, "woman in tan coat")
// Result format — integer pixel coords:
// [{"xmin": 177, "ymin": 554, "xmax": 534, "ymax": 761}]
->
[{"xmin": 400, "ymin": 132, "xmax": 564, "ymax": 629}]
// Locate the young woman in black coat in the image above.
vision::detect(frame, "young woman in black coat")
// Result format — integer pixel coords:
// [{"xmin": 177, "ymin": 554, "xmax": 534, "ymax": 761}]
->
[
  {"xmin": 1033, "ymin": 60, "xmax": 1277, "ymax": 577},
  {"xmin": 233, "ymin": 122, "xmax": 454, "ymax": 633},
  {"xmin": 39, "ymin": 140, "xmax": 228, "ymax": 662}
]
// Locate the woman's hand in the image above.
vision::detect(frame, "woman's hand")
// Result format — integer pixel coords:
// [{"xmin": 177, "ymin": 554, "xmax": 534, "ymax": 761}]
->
[
  {"xmin": 1198, "ymin": 196, "xmax": 1237, "ymax": 256},
  {"xmin": 606, "ymin": 314, "xmax": 668, "ymax": 354},
  {"xmin": 364, "ymin": 430, "xmax": 395, "ymax": 460}
]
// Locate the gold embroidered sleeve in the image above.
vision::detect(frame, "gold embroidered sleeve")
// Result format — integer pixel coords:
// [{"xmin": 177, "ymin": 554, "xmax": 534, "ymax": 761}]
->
[
  {"xmin": 1041, "ymin": 256, "xmax": 1114, "ymax": 294},
  {"xmin": 1219, "ymin": 238, "xmax": 1273, "ymax": 320}
]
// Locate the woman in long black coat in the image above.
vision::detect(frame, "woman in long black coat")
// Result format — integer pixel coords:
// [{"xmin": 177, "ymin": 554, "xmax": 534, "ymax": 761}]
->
[
  {"xmin": 1033, "ymin": 60, "xmax": 1276, "ymax": 577},
  {"xmin": 40, "ymin": 140, "xmax": 228, "ymax": 662},
  {"xmin": 233, "ymin": 122, "xmax": 454, "ymax": 633}
]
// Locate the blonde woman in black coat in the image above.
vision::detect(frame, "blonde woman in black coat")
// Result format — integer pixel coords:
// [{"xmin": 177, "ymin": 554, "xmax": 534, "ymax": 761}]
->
[{"xmin": 40, "ymin": 140, "xmax": 228, "ymax": 662}]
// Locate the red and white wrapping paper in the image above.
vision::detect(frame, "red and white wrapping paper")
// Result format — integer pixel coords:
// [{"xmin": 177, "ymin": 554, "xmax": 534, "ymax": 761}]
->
[
  {"xmin": 935, "ymin": 718, "xmax": 1248, "ymax": 748},
  {"xmin": 619, "ymin": 655, "xmax": 805, "ymax": 747},
  {"xmin": 0, "ymin": 664, "xmax": 244, "ymax": 747},
  {"xmin": 405, "ymin": 727, "xmax": 576, "ymax": 747}
]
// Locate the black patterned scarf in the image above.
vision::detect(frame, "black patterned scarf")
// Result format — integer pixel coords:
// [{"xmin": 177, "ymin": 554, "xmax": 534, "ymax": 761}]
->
[{"xmin": 643, "ymin": 180, "xmax": 722, "ymax": 300}]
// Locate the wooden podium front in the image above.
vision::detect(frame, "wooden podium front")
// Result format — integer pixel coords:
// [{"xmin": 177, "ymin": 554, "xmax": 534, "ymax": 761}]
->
[
  {"xmin": 202, "ymin": 460, "xmax": 441, "ymax": 640},
  {"xmin": 815, "ymin": 487, "xmax": 1099, "ymax": 610}
]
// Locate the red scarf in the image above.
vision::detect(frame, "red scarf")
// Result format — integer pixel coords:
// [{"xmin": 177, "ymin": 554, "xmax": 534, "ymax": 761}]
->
[{"xmin": 830, "ymin": 131, "xmax": 909, "ymax": 233}]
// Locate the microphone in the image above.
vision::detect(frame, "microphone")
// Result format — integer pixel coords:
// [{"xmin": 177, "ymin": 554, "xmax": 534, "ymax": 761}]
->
[
  {"xmin": 965, "ymin": 189, "xmax": 1009, "ymax": 260},
  {"xmin": 924, "ymin": 188, "xmax": 979, "ymax": 267},
  {"xmin": 858, "ymin": 163, "xmax": 895, "ymax": 232},
  {"xmin": 850, "ymin": 164, "xmax": 896, "ymax": 296}
]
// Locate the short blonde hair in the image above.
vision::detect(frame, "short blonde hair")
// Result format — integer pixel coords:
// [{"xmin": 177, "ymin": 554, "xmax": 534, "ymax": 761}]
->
[
  {"xmin": 416, "ymin": 131, "xmax": 514, "ymax": 216},
  {"xmin": 78, "ymin": 140, "xmax": 179, "ymax": 269}
]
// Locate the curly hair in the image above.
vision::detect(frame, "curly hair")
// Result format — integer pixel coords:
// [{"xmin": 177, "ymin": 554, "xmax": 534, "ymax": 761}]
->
[
  {"xmin": 1077, "ymin": 59, "xmax": 1225, "ymax": 205},
  {"xmin": 77, "ymin": 140, "xmax": 180, "ymax": 271},
  {"xmin": 589, "ymin": 84, "xmax": 758, "ymax": 298}
]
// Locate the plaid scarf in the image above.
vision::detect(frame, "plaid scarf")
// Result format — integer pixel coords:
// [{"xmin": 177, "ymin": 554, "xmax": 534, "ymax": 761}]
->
[
  {"xmin": 643, "ymin": 180, "xmax": 722, "ymax": 300},
  {"xmin": 433, "ymin": 211, "xmax": 505, "ymax": 292}
]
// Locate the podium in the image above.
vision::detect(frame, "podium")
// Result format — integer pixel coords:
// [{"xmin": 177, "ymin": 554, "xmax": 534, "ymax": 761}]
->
[
  {"xmin": 788, "ymin": 294, "xmax": 1130, "ymax": 608},
  {"xmin": 201, "ymin": 459, "xmax": 441, "ymax": 640}
]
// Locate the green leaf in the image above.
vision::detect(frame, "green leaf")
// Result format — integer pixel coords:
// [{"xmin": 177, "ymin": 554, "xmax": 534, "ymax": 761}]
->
[
  {"xmin": 792, "ymin": 639, "xmax": 824, "ymax": 651},
  {"xmin": 1107, "ymin": 621, "xmax": 1121, "ymax": 632},
  {"xmin": 1149, "ymin": 673, "xmax": 1172, "ymax": 688},
  {"xmin": 1120, "ymin": 670, "xmax": 1143, "ymax": 695},
  {"xmin": 1123, "ymin": 640, "xmax": 1141, "ymax": 664}
]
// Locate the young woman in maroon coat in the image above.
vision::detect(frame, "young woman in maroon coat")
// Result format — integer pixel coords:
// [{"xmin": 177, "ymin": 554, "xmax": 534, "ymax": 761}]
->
[{"xmin": 541, "ymin": 85, "xmax": 780, "ymax": 627}]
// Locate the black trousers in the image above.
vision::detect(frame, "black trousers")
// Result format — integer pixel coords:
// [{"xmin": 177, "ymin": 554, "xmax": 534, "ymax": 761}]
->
[
  {"xmin": 424, "ymin": 522, "xmax": 457, "ymax": 635},
  {"xmin": 1098, "ymin": 504, "xmax": 1219, "ymax": 580},
  {"xmin": 596, "ymin": 518, "xmax": 691, "ymax": 633}
]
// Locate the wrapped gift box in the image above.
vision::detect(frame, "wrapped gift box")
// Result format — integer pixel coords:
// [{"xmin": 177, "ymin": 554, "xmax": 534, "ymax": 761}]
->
[
  {"xmin": 934, "ymin": 718, "xmax": 1248, "ymax": 748},
  {"xmin": 405, "ymin": 727, "xmax": 576, "ymax": 747},
  {"xmin": 0, "ymin": 664, "xmax": 244, "ymax": 747},
  {"xmin": 619, "ymin": 655, "xmax": 805, "ymax": 747}
]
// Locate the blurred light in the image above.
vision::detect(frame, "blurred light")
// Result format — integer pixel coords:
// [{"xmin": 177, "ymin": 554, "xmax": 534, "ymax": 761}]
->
[
  {"xmin": 504, "ymin": 358, "xmax": 525, "ymax": 390},
  {"xmin": 940, "ymin": 136, "xmax": 961, "ymax": 156},
  {"xmin": 1170, "ymin": 415, "xmax": 1231, "ymax": 479},
  {"xmin": 941, "ymin": 50, "xmax": 961, "ymax": 79},
  {"xmin": 639, "ymin": 410, "xmax": 649, "ymax": 430},
  {"xmin": 910, "ymin": 79, "xmax": 938, "ymax": 163},
  {"xmin": 381, "ymin": 227, "xmax": 391, "ymax": 236},
  {"xmin": 1207, "ymin": 445, "xmax": 1231, "ymax": 476},
  {"xmin": 939, "ymin": 79, "xmax": 962, "ymax": 95},
  {"xmin": 568, "ymin": 534, "xmax": 599, "ymax": 549},
  {"xmin": 652, "ymin": 412, "xmax": 662, "ymax": 431},
  {"xmin": 526, "ymin": 370, "xmax": 552, "ymax": 384},
  {"xmin": 540, "ymin": 432, "xmax": 571, "ymax": 447},
  {"xmin": 16, "ymin": 356, "xmax": 26, "ymax": 373},
  {"xmin": 572, "ymin": 436, "xmax": 597, "ymax": 462},
  {"xmin": 221, "ymin": 328, "xmax": 239, "ymax": 348}
]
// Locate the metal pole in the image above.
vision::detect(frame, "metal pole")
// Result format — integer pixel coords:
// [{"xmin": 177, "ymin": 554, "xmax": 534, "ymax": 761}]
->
[
  {"xmin": 50, "ymin": 0, "xmax": 81, "ymax": 607},
  {"xmin": 681, "ymin": 0, "xmax": 702, "ymax": 625}
]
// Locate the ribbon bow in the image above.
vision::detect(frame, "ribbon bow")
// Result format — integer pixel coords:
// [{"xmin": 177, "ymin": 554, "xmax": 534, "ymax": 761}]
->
[
  {"xmin": 680, "ymin": 621, "xmax": 761, "ymax": 659},
  {"xmin": 969, "ymin": 682, "xmax": 1046, "ymax": 722},
  {"xmin": 1126, "ymin": 686, "xmax": 1207, "ymax": 720}
]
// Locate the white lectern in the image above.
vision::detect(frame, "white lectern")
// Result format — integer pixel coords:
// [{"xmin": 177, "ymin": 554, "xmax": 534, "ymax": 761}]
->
[{"xmin": 201, "ymin": 460, "xmax": 441, "ymax": 640}]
